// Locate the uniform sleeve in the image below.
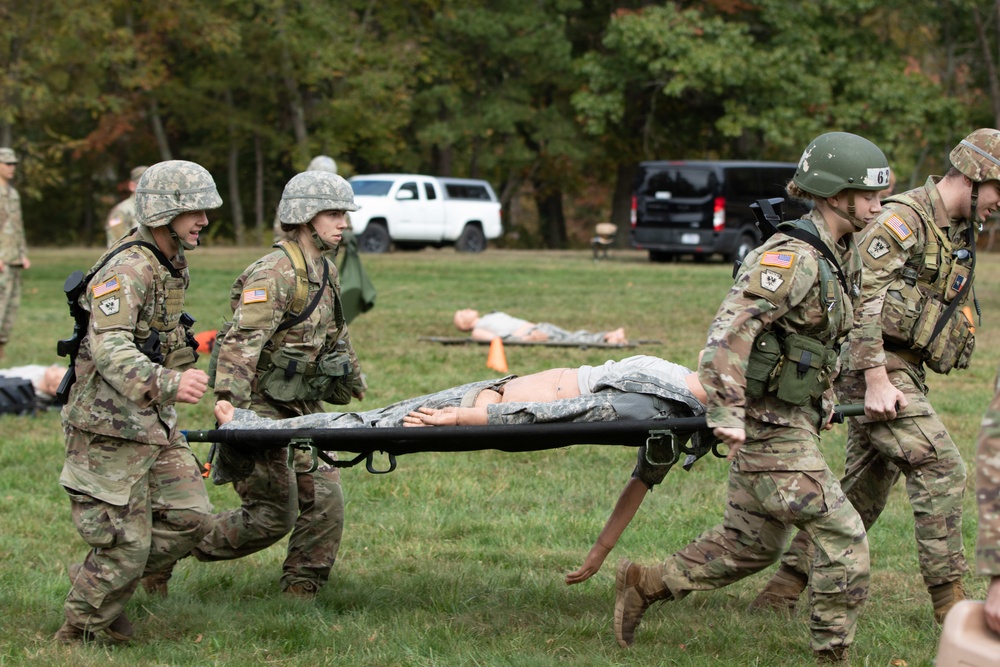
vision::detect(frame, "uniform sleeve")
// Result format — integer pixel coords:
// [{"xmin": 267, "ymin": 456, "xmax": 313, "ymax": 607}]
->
[
  {"xmin": 213, "ymin": 262, "xmax": 292, "ymax": 408},
  {"xmin": 978, "ymin": 377, "xmax": 1000, "ymax": 577},
  {"xmin": 699, "ymin": 244, "xmax": 819, "ymax": 430},
  {"xmin": 87, "ymin": 261, "xmax": 181, "ymax": 407},
  {"xmin": 848, "ymin": 208, "xmax": 921, "ymax": 371}
]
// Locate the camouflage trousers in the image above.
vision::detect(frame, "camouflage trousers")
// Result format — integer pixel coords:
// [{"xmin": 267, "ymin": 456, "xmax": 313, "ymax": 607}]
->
[
  {"xmin": 61, "ymin": 427, "xmax": 212, "ymax": 632},
  {"xmin": 778, "ymin": 371, "xmax": 968, "ymax": 588},
  {"xmin": 193, "ymin": 400, "xmax": 344, "ymax": 592},
  {"xmin": 0, "ymin": 264, "xmax": 22, "ymax": 344},
  {"xmin": 658, "ymin": 426, "xmax": 869, "ymax": 653}
]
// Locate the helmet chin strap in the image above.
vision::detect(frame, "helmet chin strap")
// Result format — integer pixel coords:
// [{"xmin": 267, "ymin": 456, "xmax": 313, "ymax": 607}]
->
[
  {"xmin": 168, "ymin": 227, "xmax": 196, "ymax": 255},
  {"xmin": 307, "ymin": 222, "xmax": 332, "ymax": 253},
  {"xmin": 829, "ymin": 191, "xmax": 868, "ymax": 231},
  {"xmin": 970, "ymin": 181, "xmax": 982, "ymax": 228}
]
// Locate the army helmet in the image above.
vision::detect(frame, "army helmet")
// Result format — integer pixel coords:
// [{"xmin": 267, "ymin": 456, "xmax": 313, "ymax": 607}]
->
[
  {"xmin": 949, "ymin": 128, "xmax": 1000, "ymax": 183},
  {"xmin": 277, "ymin": 171, "xmax": 359, "ymax": 225},
  {"xmin": 134, "ymin": 160, "xmax": 223, "ymax": 227},
  {"xmin": 793, "ymin": 132, "xmax": 890, "ymax": 198},
  {"xmin": 307, "ymin": 155, "xmax": 338, "ymax": 174}
]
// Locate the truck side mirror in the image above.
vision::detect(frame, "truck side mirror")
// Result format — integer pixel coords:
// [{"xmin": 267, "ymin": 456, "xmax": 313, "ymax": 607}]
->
[{"xmin": 395, "ymin": 190, "xmax": 415, "ymax": 201}]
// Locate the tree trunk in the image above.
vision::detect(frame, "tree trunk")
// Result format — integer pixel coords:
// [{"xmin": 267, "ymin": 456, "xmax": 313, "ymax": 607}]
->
[
  {"xmin": 254, "ymin": 134, "xmax": 265, "ymax": 243},
  {"xmin": 973, "ymin": 5, "xmax": 1000, "ymax": 128},
  {"xmin": 534, "ymin": 182, "xmax": 567, "ymax": 248},
  {"xmin": 225, "ymin": 89, "xmax": 245, "ymax": 246},
  {"xmin": 149, "ymin": 98, "xmax": 173, "ymax": 161}
]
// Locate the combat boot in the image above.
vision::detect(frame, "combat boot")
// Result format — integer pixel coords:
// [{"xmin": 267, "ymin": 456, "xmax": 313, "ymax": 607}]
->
[
  {"xmin": 53, "ymin": 622, "xmax": 95, "ymax": 644},
  {"xmin": 930, "ymin": 579, "xmax": 966, "ymax": 624},
  {"xmin": 141, "ymin": 571, "xmax": 171, "ymax": 598},
  {"xmin": 63, "ymin": 563, "xmax": 134, "ymax": 642},
  {"xmin": 814, "ymin": 646, "xmax": 849, "ymax": 664},
  {"xmin": 284, "ymin": 582, "xmax": 318, "ymax": 599},
  {"xmin": 748, "ymin": 564, "xmax": 808, "ymax": 614},
  {"xmin": 613, "ymin": 558, "xmax": 671, "ymax": 648}
]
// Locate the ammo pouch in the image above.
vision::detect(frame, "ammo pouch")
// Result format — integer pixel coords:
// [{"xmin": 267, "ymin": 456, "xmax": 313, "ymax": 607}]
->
[
  {"xmin": 775, "ymin": 334, "xmax": 836, "ymax": 406},
  {"xmin": 163, "ymin": 345, "xmax": 197, "ymax": 371},
  {"xmin": 745, "ymin": 330, "xmax": 782, "ymax": 399},
  {"xmin": 916, "ymin": 299, "xmax": 975, "ymax": 374},
  {"xmin": 880, "ymin": 284, "xmax": 922, "ymax": 346},
  {"xmin": 206, "ymin": 321, "xmax": 233, "ymax": 389},
  {"xmin": 258, "ymin": 347, "xmax": 354, "ymax": 403}
]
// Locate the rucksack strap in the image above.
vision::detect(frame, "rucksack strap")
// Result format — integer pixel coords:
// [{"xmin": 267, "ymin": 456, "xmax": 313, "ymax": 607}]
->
[
  {"xmin": 88, "ymin": 239, "xmax": 181, "ymax": 284},
  {"xmin": 779, "ymin": 225, "xmax": 850, "ymax": 295},
  {"xmin": 275, "ymin": 240, "xmax": 309, "ymax": 316}
]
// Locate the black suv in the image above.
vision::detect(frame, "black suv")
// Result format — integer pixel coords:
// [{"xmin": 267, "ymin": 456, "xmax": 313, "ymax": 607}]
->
[{"xmin": 630, "ymin": 160, "xmax": 809, "ymax": 262}]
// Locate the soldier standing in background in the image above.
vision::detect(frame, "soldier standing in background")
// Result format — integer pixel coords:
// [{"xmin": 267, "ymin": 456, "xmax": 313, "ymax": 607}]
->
[
  {"xmin": 152, "ymin": 170, "xmax": 364, "ymax": 599},
  {"xmin": 613, "ymin": 133, "xmax": 891, "ymax": 663},
  {"xmin": 105, "ymin": 165, "xmax": 148, "ymax": 247},
  {"xmin": 0, "ymin": 147, "xmax": 30, "ymax": 361},
  {"xmin": 976, "ymin": 365, "xmax": 1000, "ymax": 634},
  {"xmin": 752, "ymin": 128, "xmax": 1000, "ymax": 625},
  {"xmin": 54, "ymin": 160, "xmax": 221, "ymax": 643}
]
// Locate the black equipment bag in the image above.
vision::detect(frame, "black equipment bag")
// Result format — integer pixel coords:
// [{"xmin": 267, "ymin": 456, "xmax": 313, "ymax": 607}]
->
[{"xmin": 0, "ymin": 377, "xmax": 36, "ymax": 416}]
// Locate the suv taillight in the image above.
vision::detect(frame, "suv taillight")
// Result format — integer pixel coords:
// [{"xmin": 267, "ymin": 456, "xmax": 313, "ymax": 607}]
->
[
  {"xmin": 630, "ymin": 195, "xmax": 637, "ymax": 228},
  {"xmin": 713, "ymin": 197, "xmax": 725, "ymax": 232}
]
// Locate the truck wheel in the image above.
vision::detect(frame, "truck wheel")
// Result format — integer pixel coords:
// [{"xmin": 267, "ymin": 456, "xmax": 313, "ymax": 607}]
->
[
  {"xmin": 727, "ymin": 232, "xmax": 757, "ymax": 264},
  {"xmin": 456, "ymin": 225, "xmax": 486, "ymax": 253},
  {"xmin": 359, "ymin": 223, "xmax": 391, "ymax": 253}
]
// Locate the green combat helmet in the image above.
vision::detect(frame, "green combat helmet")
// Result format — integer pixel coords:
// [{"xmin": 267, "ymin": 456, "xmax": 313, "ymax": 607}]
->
[
  {"xmin": 950, "ymin": 128, "xmax": 1000, "ymax": 184},
  {"xmin": 277, "ymin": 171, "xmax": 359, "ymax": 226},
  {"xmin": 793, "ymin": 132, "xmax": 890, "ymax": 198},
  {"xmin": 0, "ymin": 147, "xmax": 19, "ymax": 163},
  {"xmin": 134, "ymin": 160, "xmax": 223, "ymax": 228},
  {"xmin": 307, "ymin": 155, "xmax": 338, "ymax": 174}
]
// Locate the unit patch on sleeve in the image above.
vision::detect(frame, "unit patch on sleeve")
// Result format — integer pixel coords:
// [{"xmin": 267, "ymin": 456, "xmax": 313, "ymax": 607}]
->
[
  {"xmin": 98, "ymin": 295, "xmax": 121, "ymax": 316},
  {"xmin": 744, "ymin": 252, "xmax": 797, "ymax": 305},
  {"xmin": 884, "ymin": 214, "xmax": 912, "ymax": 242},
  {"xmin": 243, "ymin": 287, "xmax": 268, "ymax": 304},
  {"xmin": 867, "ymin": 235, "xmax": 891, "ymax": 260}
]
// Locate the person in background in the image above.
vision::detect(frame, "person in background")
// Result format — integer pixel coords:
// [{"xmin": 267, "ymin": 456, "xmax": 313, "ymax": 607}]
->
[
  {"xmin": 453, "ymin": 309, "xmax": 628, "ymax": 345},
  {"xmin": 976, "ymin": 364, "xmax": 1000, "ymax": 634},
  {"xmin": 0, "ymin": 363, "xmax": 66, "ymax": 409},
  {"xmin": 612, "ymin": 132, "xmax": 890, "ymax": 663},
  {"xmin": 54, "ymin": 160, "xmax": 220, "ymax": 643},
  {"xmin": 751, "ymin": 128, "xmax": 1000, "ymax": 625},
  {"xmin": 105, "ymin": 165, "xmax": 148, "ymax": 247},
  {"xmin": 0, "ymin": 147, "xmax": 29, "ymax": 361}
]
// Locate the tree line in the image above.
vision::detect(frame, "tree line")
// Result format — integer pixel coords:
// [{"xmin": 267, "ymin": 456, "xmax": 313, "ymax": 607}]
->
[{"xmin": 1, "ymin": 0, "xmax": 997, "ymax": 248}]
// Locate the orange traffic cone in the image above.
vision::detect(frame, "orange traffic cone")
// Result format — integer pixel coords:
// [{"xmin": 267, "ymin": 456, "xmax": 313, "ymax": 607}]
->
[{"xmin": 486, "ymin": 337, "xmax": 508, "ymax": 373}]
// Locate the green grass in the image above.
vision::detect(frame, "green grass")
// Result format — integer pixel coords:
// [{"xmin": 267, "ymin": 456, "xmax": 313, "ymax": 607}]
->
[{"xmin": 3, "ymin": 246, "xmax": 998, "ymax": 666}]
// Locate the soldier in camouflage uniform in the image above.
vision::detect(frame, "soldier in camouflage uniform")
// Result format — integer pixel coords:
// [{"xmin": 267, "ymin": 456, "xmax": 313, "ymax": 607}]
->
[
  {"xmin": 105, "ymin": 165, "xmax": 148, "ymax": 248},
  {"xmin": 976, "ymin": 364, "xmax": 1000, "ymax": 634},
  {"xmin": 752, "ymin": 128, "xmax": 1000, "ymax": 625},
  {"xmin": 273, "ymin": 155, "xmax": 339, "ymax": 244},
  {"xmin": 0, "ymin": 147, "xmax": 30, "ymax": 361},
  {"xmin": 613, "ymin": 133, "xmax": 891, "ymax": 663},
  {"xmin": 174, "ymin": 170, "xmax": 365, "ymax": 599},
  {"xmin": 54, "ymin": 160, "xmax": 221, "ymax": 643}
]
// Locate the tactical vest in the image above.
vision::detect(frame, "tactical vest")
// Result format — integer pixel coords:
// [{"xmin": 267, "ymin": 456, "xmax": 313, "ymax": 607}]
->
[
  {"xmin": 878, "ymin": 192, "xmax": 975, "ymax": 373},
  {"xmin": 744, "ymin": 218, "xmax": 858, "ymax": 405}
]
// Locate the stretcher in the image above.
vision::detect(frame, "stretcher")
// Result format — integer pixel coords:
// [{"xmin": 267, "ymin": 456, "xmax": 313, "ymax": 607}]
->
[{"xmin": 418, "ymin": 336, "xmax": 662, "ymax": 348}]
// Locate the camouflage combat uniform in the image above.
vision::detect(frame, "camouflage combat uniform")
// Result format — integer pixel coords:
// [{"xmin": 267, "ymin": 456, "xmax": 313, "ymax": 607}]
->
[
  {"xmin": 642, "ymin": 210, "xmax": 869, "ymax": 654},
  {"xmin": 0, "ymin": 160, "xmax": 26, "ymax": 347},
  {"xmin": 774, "ymin": 177, "xmax": 974, "ymax": 599},
  {"xmin": 59, "ymin": 223, "xmax": 212, "ymax": 635},
  {"xmin": 194, "ymin": 241, "xmax": 363, "ymax": 593},
  {"xmin": 977, "ymin": 364, "xmax": 1000, "ymax": 580},
  {"xmin": 105, "ymin": 195, "xmax": 138, "ymax": 248}
]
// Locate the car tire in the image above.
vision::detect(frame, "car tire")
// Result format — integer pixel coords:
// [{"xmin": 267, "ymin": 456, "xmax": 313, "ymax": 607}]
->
[
  {"xmin": 456, "ymin": 225, "xmax": 486, "ymax": 253},
  {"xmin": 359, "ymin": 223, "xmax": 391, "ymax": 253},
  {"xmin": 728, "ymin": 232, "xmax": 758, "ymax": 264}
]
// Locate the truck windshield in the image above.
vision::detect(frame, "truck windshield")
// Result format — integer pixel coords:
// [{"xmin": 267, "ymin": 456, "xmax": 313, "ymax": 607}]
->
[{"xmin": 351, "ymin": 180, "xmax": 393, "ymax": 196}]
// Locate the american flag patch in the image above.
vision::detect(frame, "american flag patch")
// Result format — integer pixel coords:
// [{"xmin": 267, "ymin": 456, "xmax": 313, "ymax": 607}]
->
[
  {"xmin": 761, "ymin": 252, "xmax": 795, "ymax": 269},
  {"xmin": 243, "ymin": 287, "xmax": 268, "ymax": 304},
  {"xmin": 884, "ymin": 214, "xmax": 912, "ymax": 241},
  {"xmin": 92, "ymin": 276, "xmax": 120, "ymax": 298}
]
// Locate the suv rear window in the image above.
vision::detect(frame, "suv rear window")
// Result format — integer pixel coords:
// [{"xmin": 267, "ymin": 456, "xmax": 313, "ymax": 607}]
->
[
  {"xmin": 642, "ymin": 168, "xmax": 718, "ymax": 199},
  {"xmin": 443, "ymin": 183, "xmax": 492, "ymax": 200},
  {"xmin": 351, "ymin": 179, "xmax": 393, "ymax": 196}
]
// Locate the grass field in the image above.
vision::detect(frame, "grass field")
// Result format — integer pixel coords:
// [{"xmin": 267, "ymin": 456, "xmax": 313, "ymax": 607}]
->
[{"xmin": 2, "ymin": 245, "xmax": 998, "ymax": 667}]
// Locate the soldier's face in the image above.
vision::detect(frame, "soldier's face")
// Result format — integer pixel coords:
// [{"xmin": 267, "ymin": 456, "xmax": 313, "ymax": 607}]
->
[
  {"xmin": 975, "ymin": 180, "xmax": 1000, "ymax": 221},
  {"xmin": 312, "ymin": 210, "xmax": 349, "ymax": 247},
  {"xmin": 0, "ymin": 162, "xmax": 15, "ymax": 182},
  {"xmin": 170, "ymin": 210, "xmax": 210, "ymax": 247}
]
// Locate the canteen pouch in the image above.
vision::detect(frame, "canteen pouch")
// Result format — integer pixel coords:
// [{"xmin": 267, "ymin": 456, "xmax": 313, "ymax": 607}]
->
[
  {"xmin": 206, "ymin": 321, "xmax": 233, "ymax": 388},
  {"xmin": 258, "ymin": 347, "xmax": 314, "ymax": 402},
  {"xmin": 775, "ymin": 334, "xmax": 830, "ymax": 406},
  {"xmin": 923, "ymin": 309, "xmax": 975, "ymax": 374},
  {"xmin": 880, "ymin": 285, "xmax": 922, "ymax": 346},
  {"xmin": 312, "ymin": 348, "xmax": 354, "ymax": 405},
  {"xmin": 745, "ymin": 330, "xmax": 782, "ymax": 399}
]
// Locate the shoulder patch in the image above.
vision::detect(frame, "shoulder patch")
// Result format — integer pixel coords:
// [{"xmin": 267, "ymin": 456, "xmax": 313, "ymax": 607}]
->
[
  {"xmin": 866, "ymin": 235, "xmax": 892, "ymax": 260},
  {"xmin": 93, "ymin": 276, "xmax": 121, "ymax": 298},
  {"xmin": 243, "ymin": 287, "xmax": 268, "ymax": 304},
  {"xmin": 744, "ymin": 259, "xmax": 797, "ymax": 305},
  {"xmin": 884, "ymin": 214, "xmax": 912, "ymax": 242},
  {"xmin": 761, "ymin": 251, "xmax": 795, "ymax": 269}
]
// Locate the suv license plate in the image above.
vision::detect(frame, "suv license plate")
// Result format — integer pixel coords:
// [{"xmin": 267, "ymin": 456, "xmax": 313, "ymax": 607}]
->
[{"xmin": 681, "ymin": 233, "xmax": 700, "ymax": 244}]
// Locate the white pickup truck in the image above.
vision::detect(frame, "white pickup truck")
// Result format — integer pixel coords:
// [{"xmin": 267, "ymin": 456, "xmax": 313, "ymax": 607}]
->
[{"xmin": 348, "ymin": 173, "xmax": 503, "ymax": 253}]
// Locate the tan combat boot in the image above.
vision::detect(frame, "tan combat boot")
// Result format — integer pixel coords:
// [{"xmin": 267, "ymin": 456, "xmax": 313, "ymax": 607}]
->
[
  {"xmin": 53, "ymin": 622, "xmax": 96, "ymax": 644},
  {"xmin": 141, "ymin": 571, "xmax": 171, "ymax": 598},
  {"xmin": 748, "ymin": 564, "xmax": 808, "ymax": 614},
  {"xmin": 814, "ymin": 646, "xmax": 849, "ymax": 664},
  {"xmin": 930, "ymin": 579, "xmax": 966, "ymax": 624},
  {"xmin": 284, "ymin": 582, "xmax": 319, "ymax": 599},
  {"xmin": 64, "ymin": 563, "xmax": 134, "ymax": 642},
  {"xmin": 613, "ymin": 559, "xmax": 671, "ymax": 648}
]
